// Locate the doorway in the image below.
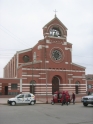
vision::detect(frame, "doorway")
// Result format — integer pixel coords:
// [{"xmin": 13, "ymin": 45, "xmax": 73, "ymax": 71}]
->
[
  {"xmin": 52, "ymin": 76, "xmax": 59, "ymax": 94},
  {"xmin": 30, "ymin": 85, "xmax": 35, "ymax": 94},
  {"xmin": 5, "ymin": 86, "xmax": 8, "ymax": 95},
  {"xmin": 75, "ymin": 81, "xmax": 80, "ymax": 94},
  {"xmin": 30, "ymin": 80, "xmax": 36, "ymax": 94},
  {"xmin": 75, "ymin": 86, "xmax": 78, "ymax": 94}
]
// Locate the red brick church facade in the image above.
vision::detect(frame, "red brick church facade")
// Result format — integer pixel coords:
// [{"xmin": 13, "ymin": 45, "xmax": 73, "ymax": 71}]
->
[{"xmin": 0, "ymin": 16, "xmax": 93, "ymax": 100}]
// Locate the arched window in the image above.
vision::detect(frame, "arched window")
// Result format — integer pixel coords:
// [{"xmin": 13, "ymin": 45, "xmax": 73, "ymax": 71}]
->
[
  {"xmin": 87, "ymin": 84, "xmax": 92, "ymax": 89},
  {"xmin": 75, "ymin": 81, "xmax": 80, "ymax": 86},
  {"xmin": 23, "ymin": 55, "xmax": 30, "ymax": 62}
]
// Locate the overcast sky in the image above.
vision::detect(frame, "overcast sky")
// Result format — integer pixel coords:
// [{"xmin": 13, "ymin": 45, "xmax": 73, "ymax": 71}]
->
[{"xmin": 0, "ymin": 0, "xmax": 93, "ymax": 78}]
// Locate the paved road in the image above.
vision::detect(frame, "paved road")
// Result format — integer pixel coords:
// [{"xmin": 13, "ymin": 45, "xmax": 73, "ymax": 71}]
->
[{"xmin": 0, "ymin": 103, "xmax": 93, "ymax": 124}]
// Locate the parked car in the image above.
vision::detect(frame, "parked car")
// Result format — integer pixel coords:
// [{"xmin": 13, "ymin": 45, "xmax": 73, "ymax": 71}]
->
[
  {"xmin": 7, "ymin": 92, "xmax": 36, "ymax": 106},
  {"xmin": 81, "ymin": 93, "xmax": 93, "ymax": 106}
]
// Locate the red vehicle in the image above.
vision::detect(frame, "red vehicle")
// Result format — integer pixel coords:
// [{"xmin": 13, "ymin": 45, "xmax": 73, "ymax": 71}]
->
[{"xmin": 51, "ymin": 91, "xmax": 71, "ymax": 105}]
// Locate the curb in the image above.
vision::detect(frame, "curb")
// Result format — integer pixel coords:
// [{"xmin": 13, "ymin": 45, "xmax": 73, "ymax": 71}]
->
[
  {"xmin": 0, "ymin": 102, "xmax": 81, "ymax": 105},
  {"xmin": 0, "ymin": 102, "xmax": 46, "ymax": 105}
]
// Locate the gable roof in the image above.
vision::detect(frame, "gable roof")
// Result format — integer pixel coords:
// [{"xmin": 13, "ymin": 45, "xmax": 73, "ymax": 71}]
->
[
  {"xmin": 72, "ymin": 63, "xmax": 86, "ymax": 69},
  {"xmin": 17, "ymin": 48, "xmax": 32, "ymax": 54},
  {"xmin": 43, "ymin": 16, "xmax": 67, "ymax": 30}
]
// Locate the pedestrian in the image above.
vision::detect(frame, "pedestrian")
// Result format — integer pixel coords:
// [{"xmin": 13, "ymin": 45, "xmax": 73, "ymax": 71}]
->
[
  {"xmin": 66, "ymin": 93, "xmax": 69, "ymax": 105},
  {"xmin": 72, "ymin": 92, "xmax": 75, "ymax": 104},
  {"xmin": 88, "ymin": 91, "xmax": 90, "ymax": 95},
  {"xmin": 61, "ymin": 93, "xmax": 68, "ymax": 106}
]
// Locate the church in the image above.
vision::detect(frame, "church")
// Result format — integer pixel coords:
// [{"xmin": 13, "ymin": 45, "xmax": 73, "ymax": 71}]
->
[{"xmin": 1, "ymin": 14, "xmax": 92, "ymax": 102}]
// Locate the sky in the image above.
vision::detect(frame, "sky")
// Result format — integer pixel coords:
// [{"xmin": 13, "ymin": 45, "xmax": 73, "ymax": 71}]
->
[{"xmin": 0, "ymin": 0, "xmax": 93, "ymax": 78}]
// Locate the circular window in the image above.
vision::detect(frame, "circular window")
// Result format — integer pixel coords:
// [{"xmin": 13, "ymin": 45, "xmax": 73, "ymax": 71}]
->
[
  {"xmin": 52, "ymin": 50, "xmax": 62, "ymax": 60},
  {"xmin": 50, "ymin": 48, "xmax": 64, "ymax": 63},
  {"xmin": 23, "ymin": 55, "xmax": 30, "ymax": 62}
]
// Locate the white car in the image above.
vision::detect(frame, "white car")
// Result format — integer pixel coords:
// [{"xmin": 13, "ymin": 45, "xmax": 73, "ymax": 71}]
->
[
  {"xmin": 81, "ymin": 93, "xmax": 93, "ymax": 106},
  {"xmin": 7, "ymin": 93, "xmax": 36, "ymax": 106}
]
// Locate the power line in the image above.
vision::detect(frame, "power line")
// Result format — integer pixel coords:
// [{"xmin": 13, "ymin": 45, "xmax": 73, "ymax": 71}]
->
[
  {"xmin": 0, "ymin": 24, "xmax": 31, "ymax": 47},
  {"xmin": 0, "ymin": 48, "xmax": 21, "ymax": 51},
  {"xmin": 73, "ymin": 54, "xmax": 93, "ymax": 58}
]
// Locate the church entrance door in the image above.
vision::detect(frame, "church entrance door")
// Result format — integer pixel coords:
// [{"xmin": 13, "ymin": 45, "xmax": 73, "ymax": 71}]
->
[{"xmin": 52, "ymin": 76, "xmax": 59, "ymax": 94}]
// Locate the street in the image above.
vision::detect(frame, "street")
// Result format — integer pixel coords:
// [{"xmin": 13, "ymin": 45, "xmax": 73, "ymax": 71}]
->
[{"xmin": 0, "ymin": 103, "xmax": 93, "ymax": 124}]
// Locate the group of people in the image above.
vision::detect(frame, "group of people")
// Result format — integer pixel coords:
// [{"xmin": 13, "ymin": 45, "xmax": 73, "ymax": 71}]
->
[{"xmin": 61, "ymin": 92, "xmax": 75, "ymax": 106}]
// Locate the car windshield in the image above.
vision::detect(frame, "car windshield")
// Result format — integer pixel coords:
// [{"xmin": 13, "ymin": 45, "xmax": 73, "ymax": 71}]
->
[{"xmin": 15, "ymin": 94, "xmax": 22, "ymax": 98}]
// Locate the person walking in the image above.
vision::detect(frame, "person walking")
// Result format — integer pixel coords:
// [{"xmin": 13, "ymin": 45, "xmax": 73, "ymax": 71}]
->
[{"xmin": 72, "ymin": 92, "xmax": 75, "ymax": 104}]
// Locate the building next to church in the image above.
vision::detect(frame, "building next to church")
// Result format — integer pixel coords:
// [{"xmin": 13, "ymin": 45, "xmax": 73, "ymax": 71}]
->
[{"xmin": 0, "ymin": 15, "xmax": 93, "ymax": 101}]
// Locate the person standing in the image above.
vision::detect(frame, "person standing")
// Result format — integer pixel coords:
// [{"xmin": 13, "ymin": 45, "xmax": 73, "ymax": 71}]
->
[
  {"xmin": 88, "ymin": 91, "xmax": 90, "ymax": 95},
  {"xmin": 61, "ymin": 93, "xmax": 68, "ymax": 106},
  {"xmin": 72, "ymin": 92, "xmax": 75, "ymax": 104}
]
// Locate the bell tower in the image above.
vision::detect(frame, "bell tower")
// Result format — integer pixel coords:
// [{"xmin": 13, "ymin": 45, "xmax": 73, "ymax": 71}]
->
[{"xmin": 42, "ymin": 15, "xmax": 68, "ymax": 41}]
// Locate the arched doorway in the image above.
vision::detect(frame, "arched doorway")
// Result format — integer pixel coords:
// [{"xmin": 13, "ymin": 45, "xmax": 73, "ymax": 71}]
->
[
  {"xmin": 30, "ymin": 80, "xmax": 36, "ymax": 94},
  {"xmin": 52, "ymin": 76, "xmax": 59, "ymax": 94}
]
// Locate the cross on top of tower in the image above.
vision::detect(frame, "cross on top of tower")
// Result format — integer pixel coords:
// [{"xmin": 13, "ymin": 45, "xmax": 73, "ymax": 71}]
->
[{"xmin": 54, "ymin": 9, "xmax": 57, "ymax": 17}]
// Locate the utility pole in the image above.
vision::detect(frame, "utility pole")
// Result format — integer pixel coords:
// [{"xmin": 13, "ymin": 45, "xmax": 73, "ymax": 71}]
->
[
  {"xmin": 44, "ymin": 40, "xmax": 48, "ymax": 104},
  {"xmin": 31, "ymin": 52, "xmax": 34, "ymax": 94}
]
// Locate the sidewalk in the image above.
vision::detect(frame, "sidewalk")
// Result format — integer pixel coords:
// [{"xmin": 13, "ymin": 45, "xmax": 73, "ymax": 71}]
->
[
  {"xmin": 36, "ymin": 96, "xmax": 82, "ymax": 103},
  {"xmin": 0, "ymin": 98, "xmax": 45, "ymax": 105},
  {"xmin": 0, "ymin": 96, "xmax": 82, "ymax": 105}
]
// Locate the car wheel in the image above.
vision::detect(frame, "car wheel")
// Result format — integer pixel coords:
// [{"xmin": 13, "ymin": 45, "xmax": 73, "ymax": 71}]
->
[
  {"xmin": 30, "ymin": 101, "xmax": 35, "ymax": 105},
  {"xmin": 11, "ymin": 101, "xmax": 16, "ymax": 106},
  {"xmin": 83, "ymin": 103, "xmax": 88, "ymax": 106},
  {"xmin": 51, "ymin": 101, "xmax": 54, "ymax": 105}
]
